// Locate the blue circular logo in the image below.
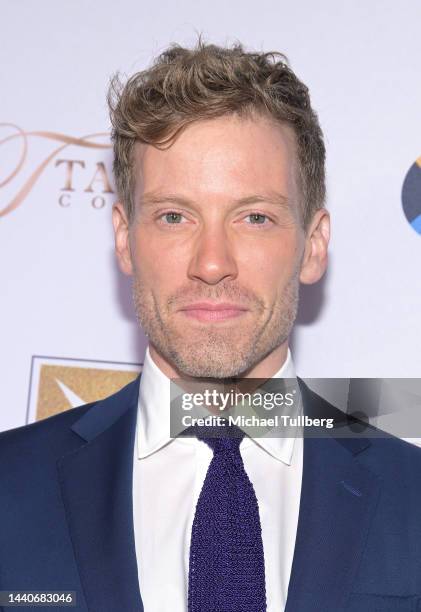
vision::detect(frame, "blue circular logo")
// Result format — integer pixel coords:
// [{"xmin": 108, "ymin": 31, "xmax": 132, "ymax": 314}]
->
[{"xmin": 402, "ymin": 156, "xmax": 421, "ymax": 235}]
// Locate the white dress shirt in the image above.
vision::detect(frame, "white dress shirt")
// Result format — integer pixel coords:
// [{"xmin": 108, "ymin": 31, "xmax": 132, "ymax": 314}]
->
[{"xmin": 133, "ymin": 345, "xmax": 303, "ymax": 612}]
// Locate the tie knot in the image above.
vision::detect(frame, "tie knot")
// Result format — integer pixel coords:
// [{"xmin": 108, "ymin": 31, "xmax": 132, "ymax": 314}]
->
[{"xmin": 188, "ymin": 422, "xmax": 245, "ymax": 454}]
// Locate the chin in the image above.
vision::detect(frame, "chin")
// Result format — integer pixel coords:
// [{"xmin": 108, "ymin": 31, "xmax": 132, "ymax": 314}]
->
[{"xmin": 168, "ymin": 349, "xmax": 251, "ymax": 379}]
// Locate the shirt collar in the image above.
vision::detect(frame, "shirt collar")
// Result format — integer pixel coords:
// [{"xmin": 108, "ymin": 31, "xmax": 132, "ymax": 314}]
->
[{"xmin": 136, "ymin": 344, "xmax": 300, "ymax": 465}]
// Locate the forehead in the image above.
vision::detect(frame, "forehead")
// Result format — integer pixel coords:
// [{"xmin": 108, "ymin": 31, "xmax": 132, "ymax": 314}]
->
[{"xmin": 133, "ymin": 113, "xmax": 298, "ymax": 202}]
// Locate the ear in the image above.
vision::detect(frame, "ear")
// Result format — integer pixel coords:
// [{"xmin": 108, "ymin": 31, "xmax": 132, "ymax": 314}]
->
[
  {"xmin": 112, "ymin": 201, "xmax": 134, "ymax": 276},
  {"xmin": 299, "ymin": 208, "xmax": 330, "ymax": 284}
]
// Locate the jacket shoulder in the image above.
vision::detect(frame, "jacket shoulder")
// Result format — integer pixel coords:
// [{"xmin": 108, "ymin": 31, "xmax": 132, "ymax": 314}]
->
[
  {"xmin": 0, "ymin": 401, "xmax": 96, "ymax": 460},
  {"xmin": 301, "ymin": 378, "xmax": 421, "ymax": 482},
  {"xmin": 0, "ymin": 374, "xmax": 141, "ymax": 461}
]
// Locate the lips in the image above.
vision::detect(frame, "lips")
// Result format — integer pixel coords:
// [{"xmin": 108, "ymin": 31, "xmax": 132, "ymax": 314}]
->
[
  {"xmin": 179, "ymin": 302, "xmax": 249, "ymax": 322},
  {"xmin": 180, "ymin": 302, "xmax": 248, "ymax": 311}
]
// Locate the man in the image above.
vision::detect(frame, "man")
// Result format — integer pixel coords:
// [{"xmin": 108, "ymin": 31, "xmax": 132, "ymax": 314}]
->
[{"xmin": 1, "ymin": 40, "xmax": 421, "ymax": 612}]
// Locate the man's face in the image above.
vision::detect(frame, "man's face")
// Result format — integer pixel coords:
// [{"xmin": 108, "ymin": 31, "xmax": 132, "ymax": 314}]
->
[{"xmin": 113, "ymin": 113, "xmax": 328, "ymax": 378}]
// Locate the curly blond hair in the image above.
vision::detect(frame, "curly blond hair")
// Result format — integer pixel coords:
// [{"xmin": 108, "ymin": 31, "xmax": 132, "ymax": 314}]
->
[{"xmin": 108, "ymin": 38, "xmax": 326, "ymax": 228}]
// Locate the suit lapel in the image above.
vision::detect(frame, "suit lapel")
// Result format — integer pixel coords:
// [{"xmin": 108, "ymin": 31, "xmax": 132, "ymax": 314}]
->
[
  {"xmin": 285, "ymin": 380, "xmax": 382, "ymax": 612},
  {"xmin": 57, "ymin": 375, "xmax": 143, "ymax": 612}
]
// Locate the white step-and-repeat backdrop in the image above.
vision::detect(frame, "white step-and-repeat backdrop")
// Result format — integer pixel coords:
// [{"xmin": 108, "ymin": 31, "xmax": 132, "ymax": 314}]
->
[{"xmin": 1, "ymin": 0, "xmax": 420, "ymax": 433}]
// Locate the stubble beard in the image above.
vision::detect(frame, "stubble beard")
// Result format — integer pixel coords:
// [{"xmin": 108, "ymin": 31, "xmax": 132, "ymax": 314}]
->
[{"xmin": 131, "ymin": 269, "xmax": 300, "ymax": 379}]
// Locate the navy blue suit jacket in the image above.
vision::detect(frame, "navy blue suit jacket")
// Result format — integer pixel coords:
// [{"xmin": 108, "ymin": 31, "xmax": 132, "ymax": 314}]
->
[{"xmin": 1, "ymin": 375, "xmax": 421, "ymax": 611}]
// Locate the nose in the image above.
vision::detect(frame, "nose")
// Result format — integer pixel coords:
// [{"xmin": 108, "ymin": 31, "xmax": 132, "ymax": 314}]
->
[{"xmin": 187, "ymin": 224, "xmax": 238, "ymax": 285}]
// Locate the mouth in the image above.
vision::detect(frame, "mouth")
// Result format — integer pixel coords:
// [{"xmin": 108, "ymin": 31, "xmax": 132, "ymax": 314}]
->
[{"xmin": 178, "ymin": 302, "xmax": 249, "ymax": 323}]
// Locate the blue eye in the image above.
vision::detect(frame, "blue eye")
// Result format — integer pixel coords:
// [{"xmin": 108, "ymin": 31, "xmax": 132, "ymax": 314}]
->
[
  {"xmin": 163, "ymin": 212, "xmax": 184, "ymax": 223},
  {"xmin": 246, "ymin": 213, "xmax": 268, "ymax": 224}
]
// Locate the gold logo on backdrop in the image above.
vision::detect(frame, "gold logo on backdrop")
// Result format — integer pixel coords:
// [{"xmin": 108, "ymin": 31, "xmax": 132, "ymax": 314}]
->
[
  {"xmin": 35, "ymin": 363, "xmax": 140, "ymax": 421},
  {"xmin": 0, "ymin": 123, "xmax": 114, "ymax": 217}
]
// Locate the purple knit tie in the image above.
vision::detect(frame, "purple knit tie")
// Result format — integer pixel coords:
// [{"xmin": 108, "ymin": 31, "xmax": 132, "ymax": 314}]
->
[{"xmin": 187, "ymin": 423, "xmax": 267, "ymax": 612}]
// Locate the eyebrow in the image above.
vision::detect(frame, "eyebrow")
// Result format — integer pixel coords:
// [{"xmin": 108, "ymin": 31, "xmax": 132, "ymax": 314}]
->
[{"xmin": 139, "ymin": 192, "xmax": 291, "ymax": 210}]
